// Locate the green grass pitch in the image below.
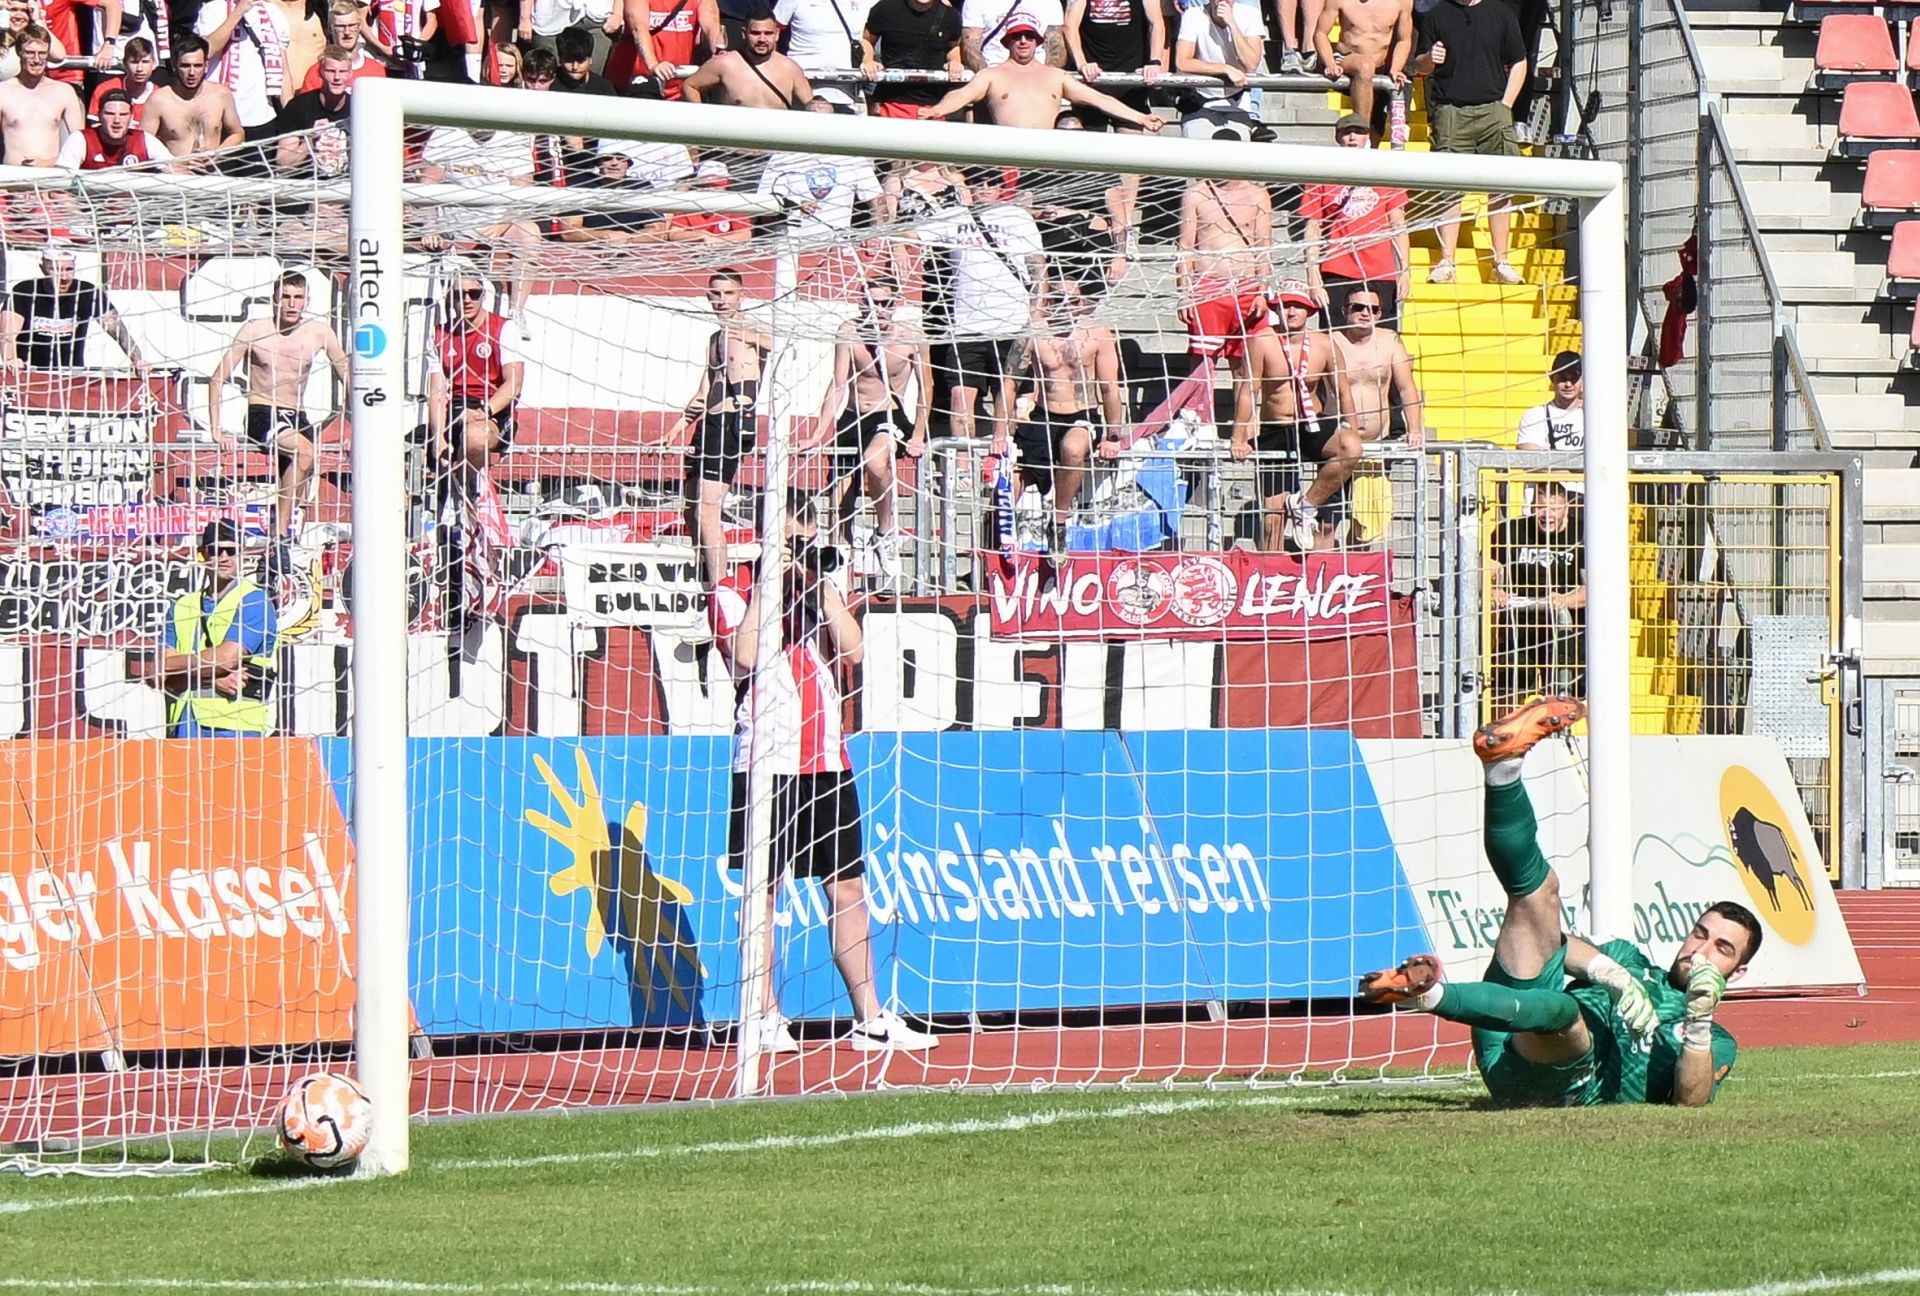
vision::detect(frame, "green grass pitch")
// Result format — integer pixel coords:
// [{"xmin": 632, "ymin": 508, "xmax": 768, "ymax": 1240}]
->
[{"xmin": 3, "ymin": 1041, "xmax": 1917, "ymax": 1296}]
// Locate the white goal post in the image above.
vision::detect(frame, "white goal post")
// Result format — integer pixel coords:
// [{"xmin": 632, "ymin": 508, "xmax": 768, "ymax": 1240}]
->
[{"xmin": 345, "ymin": 79, "xmax": 1630, "ymax": 1179}]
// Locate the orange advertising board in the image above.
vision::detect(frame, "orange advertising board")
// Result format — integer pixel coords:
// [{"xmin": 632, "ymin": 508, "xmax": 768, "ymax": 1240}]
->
[{"xmin": 0, "ymin": 740, "xmax": 357, "ymax": 1055}]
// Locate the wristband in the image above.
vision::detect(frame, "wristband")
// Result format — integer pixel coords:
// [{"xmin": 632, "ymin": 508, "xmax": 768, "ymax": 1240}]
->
[{"xmin": 1682, "ymin": 1018, "xmax": 1713, "ymax": 1052}]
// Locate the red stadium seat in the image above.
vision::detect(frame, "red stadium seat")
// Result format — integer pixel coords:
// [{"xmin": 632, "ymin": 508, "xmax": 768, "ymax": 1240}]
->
[
  {"xmin": 1836, "ymin": 82, "xmax": 1920, "ymax": 156},
  {"xmin": 1862, "ymin": 148, "xmax": 1920, "ymax": 225},
  {"xmin": 1888, "ymin": 221, "xmax": 1920, "ymax": 297},
  {"xmin": 1814, "ymin": 15, "xmax": 1898, "ymax": 86},
  {"xmin": 1905, "ymin": 19, "xmax": 1920, "ymax": 74}
]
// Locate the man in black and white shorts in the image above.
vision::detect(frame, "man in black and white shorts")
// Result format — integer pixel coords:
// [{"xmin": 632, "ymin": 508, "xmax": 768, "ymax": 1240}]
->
[{"xmin": 711, "ymin": 494, "xmax": 940, "ymax": 1055}]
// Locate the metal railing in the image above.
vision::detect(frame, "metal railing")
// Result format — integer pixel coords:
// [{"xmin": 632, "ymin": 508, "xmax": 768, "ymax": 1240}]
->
[{"xmin": 1567, "ymin": 0, "xmax": 1829, "ymax": 452}]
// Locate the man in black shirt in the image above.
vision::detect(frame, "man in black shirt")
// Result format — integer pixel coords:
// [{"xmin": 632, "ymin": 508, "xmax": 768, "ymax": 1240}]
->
[
  {"xmin": 861, "ymin": 0, "xmax": 964, "ymax": 119},
  {"xmin": 1487, "ymin": 476, "xmax": 1584, "ymax": 704},
  {"xmin": 0, "ymin": 245, "xmax": 149, "ymax": 379},
  {"xmin": 272, "ymin": 44, "xmax": 354, "ymax": 176},
  {"xmin": 1414, "ymin": 0, "xmax": 1525, "ymax": 286},
  {"xmin": 1063, "ymin": 0, "xmax": 1162, "ymax": 255}
]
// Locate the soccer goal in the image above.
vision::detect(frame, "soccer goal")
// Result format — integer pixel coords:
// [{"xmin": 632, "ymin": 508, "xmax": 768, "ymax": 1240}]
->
[{"xmin": 0, "ymin": 86, "xmax": 1626, "ymax": 1179}]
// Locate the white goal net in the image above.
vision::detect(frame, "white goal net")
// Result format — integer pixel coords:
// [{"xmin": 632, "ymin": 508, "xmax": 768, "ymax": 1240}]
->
[{"xmin": 0, "ymin": 95, "xmax": 1626, "ymax": 1176}]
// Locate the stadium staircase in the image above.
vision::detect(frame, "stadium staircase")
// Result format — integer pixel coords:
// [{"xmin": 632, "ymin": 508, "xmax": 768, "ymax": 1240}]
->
[{"xmin": 1684, "ymin": 1, "xmax": 1920, "ymax": 677}]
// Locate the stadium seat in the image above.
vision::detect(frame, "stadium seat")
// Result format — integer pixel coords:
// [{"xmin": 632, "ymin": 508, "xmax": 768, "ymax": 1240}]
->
[
  {"xmin": 1814, "ymin": 15, "xmax": 1897, "ymax": 87},
  {"xmin": 1838, "ymin": 82, "xmax": 1920, "ymax": 156},
  {"xmin": 1888, "ymin": 221, "xmax": 1920, "ymax": 297},
  {"xmin": 1861, "ymin": 148, "xmax": 1920, "ymax": 225}
]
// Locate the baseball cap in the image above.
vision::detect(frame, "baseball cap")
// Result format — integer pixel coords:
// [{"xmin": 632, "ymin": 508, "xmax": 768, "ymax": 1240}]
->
[
  {"xmin": 1000, "ymin": 12, "xmax": 1043, "ymax": 42},
  {"xmin": 199, "ymin": 518, "xmax": 246, "ymax": 555},
  {"xmin": 1333, "ymin": 113, "xmax": 1370, "ymax": 137},
  {"xmin": 1273, "ymin": 278, "xmax": 1317, "ymax": 311},
  {"xmin": 1549, "ymin": 349, "xmax": 1582, "ymax": 378},
  {"xmin": 694, "ymin": 159, "xmax": 732, "ymax": 184}
]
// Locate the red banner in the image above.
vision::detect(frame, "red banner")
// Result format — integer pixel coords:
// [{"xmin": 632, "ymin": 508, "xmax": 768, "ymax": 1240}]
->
[{"xmin": 983, "ymin": 550, "xmax": 1394, "ymax": 642}]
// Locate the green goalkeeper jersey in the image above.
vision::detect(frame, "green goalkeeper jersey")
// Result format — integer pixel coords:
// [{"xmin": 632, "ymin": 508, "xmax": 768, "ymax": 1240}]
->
[{"xmin": 1570, "ymin": 939, "xmax": 1738, "ymax": 1105}]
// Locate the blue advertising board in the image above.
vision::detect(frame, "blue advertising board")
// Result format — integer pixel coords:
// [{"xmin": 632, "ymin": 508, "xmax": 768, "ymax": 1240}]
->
[{"xmin": 319, "ymin": 731, "xmax": 1428, "ymax": 1034}]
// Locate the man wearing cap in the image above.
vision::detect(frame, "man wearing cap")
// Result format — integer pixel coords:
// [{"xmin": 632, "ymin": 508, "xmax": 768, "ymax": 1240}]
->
[
  {"xmin": 918, "ymin": 11, "xmax": 1164, "ymax": 129},
  {"xmin": 1301, "ymin": 114, "xmax": 1410, "ymax": 324},
  {"xmin": 1232, "ymin": 279, "xmax": 1359, "ymax": 552},
  {"xmin": 682, "ymin": 5, "xmax": 813, "ymax": 108},
  {"xmin": 1516, "ymin": 350, "xmax": 1583, "ymax": 454},
  {"xmin": 157, "ymin": 519, "xmax": 279, "ymax": 738},
  {"xmin": 0, "ymin": 245, "xmax": 150, "ymax": 380},
  {"xmin": 961, "ymin": 0, "xmax": 1062, "ymax": 69},
  {"xmin": 557, "ymin": 140, "xmax": 695, "ymax": 241},
  {"xmin": 1311, "ymin": 0, "xmax": 1410, "ymax": 128}
]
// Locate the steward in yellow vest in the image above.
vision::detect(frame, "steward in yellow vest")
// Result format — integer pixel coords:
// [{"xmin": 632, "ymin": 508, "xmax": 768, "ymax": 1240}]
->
[{"xmin": 158, "ymin": 519, "xmax": 279, "ymax": 737}]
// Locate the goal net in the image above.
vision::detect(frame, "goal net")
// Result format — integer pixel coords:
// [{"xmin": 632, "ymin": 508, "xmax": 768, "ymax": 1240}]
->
[{"xmin": 0, "ymin": 93, "xmax": 1626, "ymax": 1176}]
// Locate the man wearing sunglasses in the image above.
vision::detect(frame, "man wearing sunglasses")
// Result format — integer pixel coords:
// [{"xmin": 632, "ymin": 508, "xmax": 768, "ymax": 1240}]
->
[
  {"xmin": 157, "ymin": 519, "xmax": 279, "ymax": 737},
  {"xmin": 428, "ymin": 276, "xmax": 525, "ymax": 476},
  {"xmin": 1330, "ymin": 288, "xmax": 1421, "ymax": 446},
  {"xmin": 918, "ymin": 12, "xmax": 1164, "ymax": 130}
]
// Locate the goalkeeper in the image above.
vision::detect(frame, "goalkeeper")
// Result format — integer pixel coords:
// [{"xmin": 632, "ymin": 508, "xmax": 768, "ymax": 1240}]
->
[{"xmin": 1360, "ymin": 697, "xmax": 1762, "ymax": 1107}]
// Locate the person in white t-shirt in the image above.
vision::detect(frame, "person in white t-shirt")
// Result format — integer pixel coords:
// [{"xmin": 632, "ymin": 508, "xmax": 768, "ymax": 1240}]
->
[
  {"xmin": 711, "ymin": 494, "xmax": 940, "ymax": 1057},
  {"xmin": 418, "ymin": 127, "xmax": 543, "ymax": 312},
  {"xmin": 1174, "ymin": 0, "xmax": 1264, "ymax": 135},
  {"xmin": 918, "ymin": 191, "xmax": 1045, "ymax": 451},
  {"xmin": 774, "ymin": 0, "xmax": 875, "ymax": 105},
  {"xmin": 960, "ymin": 0, "xmax": 1062, "ymax": 67},
  {"xmin": 521, "ymin": 0, "xmax": 622, "ymax": 68},
  {"xmin": 196, "ymin": 0, "xmax": 293, "ymax": 131},
  {"xmin": 758, "ymin": 97, "xmax": 883, "ymax": 239},
  {"xmin": 1516, "ymin": 349, "xmax": 1584, "ymax": 453}
]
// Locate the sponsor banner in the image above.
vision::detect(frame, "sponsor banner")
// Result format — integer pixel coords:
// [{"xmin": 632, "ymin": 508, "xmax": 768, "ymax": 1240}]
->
[
  {"xmin": 560, "ymin": 542, "xmax": 707, "ymax": 629},
  {"xmin": 983, "ymin": 550, "xmax": 1393, "ymax": 642},
  {"xmin": 0, "ymin": 406, "xmax": 156, "ymax": 510},
  {"xmin": 1363, "ymin": 736, "xmax": 1864, "ymax": 991},
  {"xmin": 0, "ymin": 595, "xmax": 1423, "ymax": 739},
  {"xmin": 316, "ymin": 732, "xmax": 1427, "ymax": 1031},
  {"xmin": 0, "ymin": 740, "xmax": 358, "ymax": 1054},
  {"xmin": 34, "ymin": 502, "xmax": 273, "ymax": 542}
]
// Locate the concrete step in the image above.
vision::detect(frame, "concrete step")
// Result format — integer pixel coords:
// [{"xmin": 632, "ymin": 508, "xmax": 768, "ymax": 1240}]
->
[
  {"xmin": 1773, "ymin": 247, "xmax": 1882, "ymax": 290},
  {"xmin": 1699, "ymin": 41, "xmax": 1787, "ymax": 82},
  {"xmin": 1819, "ymin": 391, "xmax": 1920, "ymax": 432},
  {"xmin": 1868, "ymin": 467, "xmax": 1920, "ymax": 520},
  {"xmin": 1747, "ymin": 179, "xmax": 1855, "ymax": 230},
  {"xmin": 1865, "ymin": 544, "xmax": 1920, "ymax": 600},
  {"xmin": 1723, "ymin": 111, "xmax": 1830, "ymax": 158},
  {"xmin": 1863, "ymin": 618, "xmax": 1920, "ymax": 675}
]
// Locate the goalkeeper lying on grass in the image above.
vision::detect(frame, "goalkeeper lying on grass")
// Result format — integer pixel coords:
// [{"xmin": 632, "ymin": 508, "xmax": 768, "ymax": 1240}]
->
[{"xmin": 1361, "ymin": 697, "xmax": 1763, "ymax": 1107}]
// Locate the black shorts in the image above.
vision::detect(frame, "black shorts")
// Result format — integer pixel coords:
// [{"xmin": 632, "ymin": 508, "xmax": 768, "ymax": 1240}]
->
[
  {"xmin": 948, "ymin": 337, "xmax": 1023, "ymax": 395},
  {"xmin": 1255, "ymin": 417, "xmax": 1338, "ymax": 503},
  {"xmin": 246, "ymin": 404, "xmax": 314, "ymax": 452},
  {"xmin": 450, "ymin": 395, "xmax": 516, "ymax": 448},
  {"xmin": 1071, "ymin": 86, "xmax": 1151, "ymax": 129},
  {"xmin": 727, "ymin": 769, "xmax": 866, "ymax": 881},
  {"xmin": 692, "ymin": 409, "xmax": 754, "ymax": 486},
  {"xmin": 1012, "ymin": 407, "xmax": 1096, "ymax": 497},
  {"xmin": 834, "ymin": 405, "xmax": 909, "ymax": 464}
]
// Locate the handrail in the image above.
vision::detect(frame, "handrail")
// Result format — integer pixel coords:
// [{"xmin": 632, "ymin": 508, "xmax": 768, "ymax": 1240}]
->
[
  {"xmin": 1703, "ymin": 97, "xmax": 1786, "ymax": 311},
  {"xmin": 1781, "ymin": 327, "xmax": 1835, "ymax": 453}
]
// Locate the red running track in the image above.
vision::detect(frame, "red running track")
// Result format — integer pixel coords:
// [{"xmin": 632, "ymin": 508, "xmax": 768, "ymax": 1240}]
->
[{"xmin": 5, "ymin": 893, "xmax": 1916, "ymax": 1148}]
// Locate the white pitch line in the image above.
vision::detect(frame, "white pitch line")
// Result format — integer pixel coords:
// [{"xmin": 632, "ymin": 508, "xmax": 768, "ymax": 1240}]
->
[
  {"xmin": 3, "ymin": 1271, "xmax": 1920, "ymax": 1296},
  {"xmin": 0, "ymin": 1173, "xmax": 353, "ymax": 1218}
]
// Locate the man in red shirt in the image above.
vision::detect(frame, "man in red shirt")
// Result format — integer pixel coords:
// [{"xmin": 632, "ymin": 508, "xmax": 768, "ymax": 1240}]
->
[
  {"xmin": 1300, "ymin": 113, "xmax": 1411, "ymax": 326},
  {"xmin": 296, "ymin": 0, "xmax": 388, "ymax": 91},
  {"xmin": 88, "ymin": 34, "xmax": 159, "ymax": 124},
  {"xmin": 57, "ymin": 88, "xmax": 171, "ymax": 167},
  {"xmin": 429, "ymin": 273, "xmax": 526, "ymax": 473},
  {"xmin": 606, "ymin": 0, "xmax": 721, "ymax": 98}
]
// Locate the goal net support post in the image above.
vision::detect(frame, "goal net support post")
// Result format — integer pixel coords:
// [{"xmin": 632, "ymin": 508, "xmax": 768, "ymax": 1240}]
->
[{"xmin": 346, "ymin": 79, "xmax": 1629, "ymax": 1178}]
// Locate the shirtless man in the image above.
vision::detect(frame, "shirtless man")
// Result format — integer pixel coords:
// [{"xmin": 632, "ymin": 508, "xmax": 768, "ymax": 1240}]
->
[
  {"xmin": 919, "ymin": 13, "xmax": 1165, "ymax": 130},
  {"xmin": 209, "ymin": 272, "xmax": 350, "ymax": 539},
  {"xmin": 1312, "ymin": 0, "xmax": 1411, "ymax": 127},
  {"xmin": 146, "ymin": 36, "xmax": 248, "ymax": 168},
  {"xmin": 0, "ymin": 27, "xmax": 81, "ymax": 166},
  {"xmin": 815, "ymin": 278, "xmax": 929, "ymax": 583},
  {"xmin": 1177, "ymin": 171, "xmax": 1272, "ymax": 371},
  {"xmin": 669, "ymin": 269, "xmax": 773, "ymax": 590},
  {"xmin": 1013, "ymin": 277, "xmax": 1123, "ymax": 546},
  {"xmin": 1331, "ymin": 286, "xmax": 1422, "ymax": 445},
  {"xmin": 1231, "ymin": 281, "xmax": 1358, "ymax": 553},
  {"xmin": 681, "ymin": 8, "xmax": 811, "ymax": 109}
]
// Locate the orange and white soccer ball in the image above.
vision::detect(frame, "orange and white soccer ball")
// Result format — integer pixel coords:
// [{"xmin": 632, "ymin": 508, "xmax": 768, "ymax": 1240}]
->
[{"xmin": 277, "ymin": 1072, "xmax": 373, "ymax": 1171}]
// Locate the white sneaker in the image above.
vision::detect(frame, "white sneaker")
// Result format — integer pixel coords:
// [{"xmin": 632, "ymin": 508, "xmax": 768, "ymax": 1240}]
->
[
  {"xmin": 871, "ymin": 528, "xmax": 903, "ymax": 587},
  {"xmin": 1492, "ymin": 260, "xmax": 1525, "ymax": 286},
  {"xmin": 848, "ymin": 1009, "xmax": 939, "ymax": 1052},
  {"xmin": 744, "ymin": 1011, "xmax": 801, "ymax": 1055},
  {"xmin": 1427, "ymin": 259, "xmax": 1456, "ymax": 284},
  {"xmin": 1287, "ymin": 496, "xmax": 1320, "ymax": 553}
]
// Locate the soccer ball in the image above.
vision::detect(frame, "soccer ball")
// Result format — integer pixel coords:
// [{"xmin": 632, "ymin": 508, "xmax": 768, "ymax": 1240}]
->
[{"xmin": 276, "ymin": 1072, "xmax": 373, "ymax": 1171}]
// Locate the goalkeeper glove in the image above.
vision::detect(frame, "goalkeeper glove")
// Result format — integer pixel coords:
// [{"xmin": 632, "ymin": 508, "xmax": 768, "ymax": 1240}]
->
[
  {"xmin": 1682, "ymin": 953, "xmax": 1726, "ymax": 1052},
  {"xmin": 1585, "ymin": 952, "xmax": 1657, "ymax": 1041}
]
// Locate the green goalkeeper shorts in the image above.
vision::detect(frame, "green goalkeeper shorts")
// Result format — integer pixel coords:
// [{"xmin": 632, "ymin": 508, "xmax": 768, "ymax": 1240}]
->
[{"xmin": 1470, "ymin": 944, "xmax": 1604, "ymax": 1108}]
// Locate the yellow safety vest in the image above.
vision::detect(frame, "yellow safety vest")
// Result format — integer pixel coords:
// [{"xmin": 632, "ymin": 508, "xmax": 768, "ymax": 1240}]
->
[{"xmin": 167, "ymin": 579, "xmax": 278, "ymax": 736}]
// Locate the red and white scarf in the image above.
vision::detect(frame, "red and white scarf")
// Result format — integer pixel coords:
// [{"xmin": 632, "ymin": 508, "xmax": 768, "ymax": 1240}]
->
[{"xmin": 217, "ymin": 0, "xmax": 285, "ymax": 100}]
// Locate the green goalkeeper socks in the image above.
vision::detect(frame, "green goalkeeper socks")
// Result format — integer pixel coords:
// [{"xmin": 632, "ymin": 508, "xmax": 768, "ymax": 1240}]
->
[
  {"xmin": 1433, "ymin": 981, "xmax": 1580, "ymax": 1035},
  {"xmin": 1483, "ymin": 778, "xmax": 1552, "ymax": 899}
]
